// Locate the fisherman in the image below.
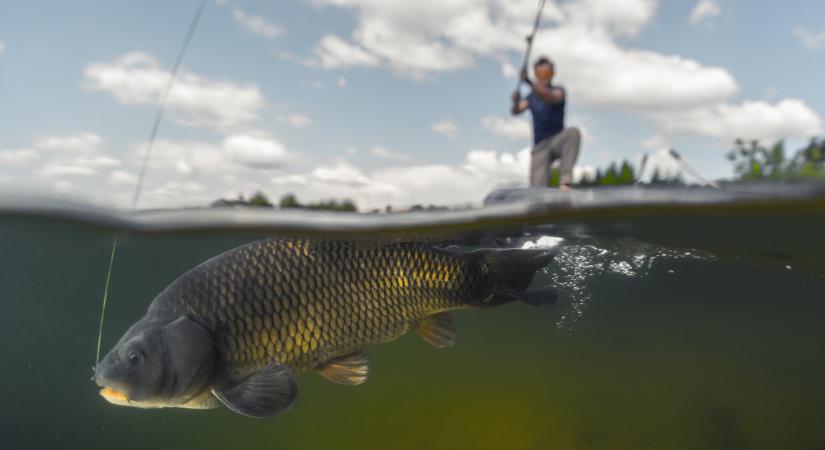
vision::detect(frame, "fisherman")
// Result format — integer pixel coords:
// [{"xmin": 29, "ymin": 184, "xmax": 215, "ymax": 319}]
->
[{"xmin": 511, "ymin": 56, "xmax": 581, "ymax": 190}]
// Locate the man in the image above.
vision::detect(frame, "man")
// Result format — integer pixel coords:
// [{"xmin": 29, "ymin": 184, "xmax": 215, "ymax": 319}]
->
[{"xmin": 511, "ymin": 57, "xmax": 581, "ymax": 190}]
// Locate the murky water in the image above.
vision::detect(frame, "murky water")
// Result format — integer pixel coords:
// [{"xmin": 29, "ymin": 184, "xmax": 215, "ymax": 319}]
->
[{"xmin": 1, "ymin": 185, "xmax": 824, "ymax": 450}]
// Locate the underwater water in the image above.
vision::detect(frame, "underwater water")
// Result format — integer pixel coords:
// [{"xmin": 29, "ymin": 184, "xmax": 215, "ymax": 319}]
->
[{"xmin": 1, "ymin": 185, "xmax": 824, "ymax": 450}]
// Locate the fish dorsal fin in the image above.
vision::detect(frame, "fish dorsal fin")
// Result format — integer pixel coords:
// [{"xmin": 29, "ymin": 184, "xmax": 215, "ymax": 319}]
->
[
  {"xmin": 316, "ymin": 351, "xmax": 369, "ymax": 385},
  {"xmin": 415, "ymin": 312, "xmax": 457, "ymax": 348},
  {"xmin": 212, "ymin": 362, "xmax": 298, "ymax": 418}
]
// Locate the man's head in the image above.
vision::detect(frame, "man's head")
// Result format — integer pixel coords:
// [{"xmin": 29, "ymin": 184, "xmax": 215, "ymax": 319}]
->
[{"xmin": 534, "ymin": 57, "xmax": 555, "ymax": 82}]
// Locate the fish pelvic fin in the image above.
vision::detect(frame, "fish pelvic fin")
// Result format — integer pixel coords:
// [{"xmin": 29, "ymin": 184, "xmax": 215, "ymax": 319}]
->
[
  {"xmin": 477, "ymin": 248, "xmax": 559, "ymax": 308},
  {"xmin": 316, "ymin": 351, "xmax": 369, "ymax": 385},
  {"xmin": 212, "ymin": 362, "xmax": 297, "ymax": 418},
  {"xmin": 415, "ymin": 312, "xmax": 457, "ymax": 348}
]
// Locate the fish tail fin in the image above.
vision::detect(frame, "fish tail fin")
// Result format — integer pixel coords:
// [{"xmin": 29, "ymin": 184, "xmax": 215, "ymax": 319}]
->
[{"xmin": 479, "ymin": 248, "xmax": 559, "ymax": 307}]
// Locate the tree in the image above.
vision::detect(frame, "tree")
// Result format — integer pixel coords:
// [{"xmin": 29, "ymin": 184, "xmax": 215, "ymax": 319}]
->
[
  {"xmin": 602, "ymin": 163, "xmax": 618, "ymax": 186},
  {"xmin": 727, "ymin": 137, "xmax": 825, "ymax": 181},
  {"xmin": 619, "ymin": 160, "xmax": 635, "ymax": 185},
  {"xmin": 279, "ymin": 193, "xmax": 358, "ymax": 212},
  {"xmin": 248, "ymin": 191, "xmax": 273, "ymax": 207},
  {"xmin": 279, "ymin": 193, "xmax": 300, "ymax": 209}
]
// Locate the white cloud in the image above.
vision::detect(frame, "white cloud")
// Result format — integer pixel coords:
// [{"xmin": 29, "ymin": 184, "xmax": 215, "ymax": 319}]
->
[
  {"xmin": 0, "ymin": 40, "xmax": 5, "ymax": 54},
  {"xmin": 563, "ymin": 0, "xmax": 657, "ymax": 36},
  {"xmin": 314, "ymin": 35, "xmax": 379, "ymax": 68},
  {"xmin": 0, "ymin": 149, "xmax": 39, "ymax": 165},
  {"xmin": 641, "ymin": 134, "xmax": 671, "ymax": 151},
  {"xmin": 793, "ymin": 26, "xmax": 825, "ymax": 50},
  {"xmin": 277, "ymin": 113, "xmax": 312, "ymax": 128},
  {"xmin": 482, "ymin": 115, "xmax": 532, "ymax": 141},
  {"xmin": 312, "ymin": 0, "xmax": 738, "ymax": 112},
  {"xmin": 84, "ymin": 52, "xmax": 266, "ymax": 131},
  {"xmin": 54, "ymin": 180, "xmax": 74, "ymax": 194},
  {"xmin": 223, "ymin": 134, "xmax": 290, "ymax": 168},
  {"xmin": 689, "ymin": 0, "xmax": 721, "ymax": 26},
  {"xmin": 652, "ymin": 99, "xmax": 823, "ymax": 143},
  {"xmin": 0, "ymin": 133, "xmax": 117, "ymax": 187},
  {"xmin": 35, "ymin": 132, "xmax": 103, "ymax": 154},
  {"xmin": 311, "ymin": 160, "xmax": 372, "ymax": 187},
  {"xmin": 431, "ymin": 119, "xmax": 458, "ymax": 137},
  {"xmin": 4, "ymin": 133, "xmax": 595, "ymax": 210},
  {"xmin": 110, "ymin": 170, "xmax": 138, "ymax": 185},
  {"xmin": 232, "ymin": 8, "xmax": 284, "ymax": 40},
  {"xmin": 532, "ymin": 27, "xmax": 738, "ymax": 111},
  {"xmin": 270, "ymin": 148, "xmax": 532, "ymax": 210},
  {"xmin": 2, "ymin": 130, "xmax": 292, "ymax": 207},
  {"xmin": 311, "ymin": 0, "xmax": 523, "ymax": 76},
  {"xmin": 500, "ymin": 60, "xmax": 517, "ymax": 79},
  {"xmin": 39, "ymin": 165, "xmax": 98, "ymax": 177},
  {"xmin": 371, "ymin": 145, "xmax": 411, "ymax": 162}
]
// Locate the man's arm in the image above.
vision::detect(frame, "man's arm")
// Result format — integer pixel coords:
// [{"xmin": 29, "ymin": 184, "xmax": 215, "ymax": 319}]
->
[
  {"xmin": 531, "ymin": 83, "xmax": 564, "ymax": 105},
  {"xmin": 511, "ymin": 91, "xmax": 529, "ymax": 115}
]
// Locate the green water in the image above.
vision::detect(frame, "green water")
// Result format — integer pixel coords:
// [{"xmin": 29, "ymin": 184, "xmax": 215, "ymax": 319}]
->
[{"xmin": 2, "ymin": 189, "xmax": 825, "ymax": 450}]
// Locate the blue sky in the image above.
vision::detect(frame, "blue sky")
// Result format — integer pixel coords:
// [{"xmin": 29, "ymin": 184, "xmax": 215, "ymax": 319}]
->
[{"xmin": 1, "ymin": 0, "xmax": 823, "ymax": 210}]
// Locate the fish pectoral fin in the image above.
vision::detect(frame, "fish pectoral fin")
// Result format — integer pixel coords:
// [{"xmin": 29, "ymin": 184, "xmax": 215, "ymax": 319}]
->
[
  {"xmin": 415, "ymin": 312, "xmax": 457, "ymax": 348},
  {"xmin": 316, "ymin": 351, "xmax": 369, "ymax": 385},
  {"xmin": 211, "ymin": 362, "xmax": 298, "ymax": 418},
  {"xmin": 179, "ymin": 391, "xmax": 221, "ymax": 410}
]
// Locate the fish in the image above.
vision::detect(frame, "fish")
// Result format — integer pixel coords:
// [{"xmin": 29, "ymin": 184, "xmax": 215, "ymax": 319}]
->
[{"xmin": 93, "ymin": 238, "xmax": 557, "ymax": 418}]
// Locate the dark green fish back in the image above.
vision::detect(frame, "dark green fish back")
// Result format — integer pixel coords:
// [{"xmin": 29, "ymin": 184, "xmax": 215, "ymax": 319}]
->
[{"xmin": 152, "ymin": 239, "xmax": 494, "ymax": 378}]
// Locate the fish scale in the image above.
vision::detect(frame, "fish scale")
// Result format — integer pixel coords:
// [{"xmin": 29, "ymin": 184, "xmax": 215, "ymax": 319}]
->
[{"xmin": 150, "ymin": 238, "xmax": 493, "ymax": 379}]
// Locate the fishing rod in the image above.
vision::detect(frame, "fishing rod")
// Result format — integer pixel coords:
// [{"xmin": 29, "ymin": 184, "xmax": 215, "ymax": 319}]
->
[
  {"xmin": 514, "ymin": 0, "xmax": 548, "ymax": 93},
  {"xmin": 95, "ymin": 0, "xmax": 208, "ymax": 365}
]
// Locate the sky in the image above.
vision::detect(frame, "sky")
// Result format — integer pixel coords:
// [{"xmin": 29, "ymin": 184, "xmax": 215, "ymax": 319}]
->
[{"xmin": 1, "ymin": 0, "xmax": 824, "ymax": 210}]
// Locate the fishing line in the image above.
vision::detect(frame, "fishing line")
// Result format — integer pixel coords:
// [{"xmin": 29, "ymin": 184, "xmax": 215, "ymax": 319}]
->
[
  {"xmin": 669, "ymin": 149, "xmax": 720, "ymax": 188},
  {"xmin": 95, "ymin": 0, "xmax": 208, "ymax": 365},
  {"xmin": 95, "ymin": 239, "xmax": 118, "ymax": 364}
]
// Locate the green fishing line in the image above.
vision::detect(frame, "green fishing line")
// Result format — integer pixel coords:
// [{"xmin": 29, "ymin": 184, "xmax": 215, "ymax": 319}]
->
[
  {"xmin": 94, "ymin": 0, "xmax": 207, "ymax": 366},
  {"xmin": 96, "ymin": 239, "xmax": 118, "ymax": 364}
]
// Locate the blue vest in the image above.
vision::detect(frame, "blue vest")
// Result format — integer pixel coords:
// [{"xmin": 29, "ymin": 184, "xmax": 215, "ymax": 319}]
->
[{"xmin": 527, "ymin": 85, "xmax": 566, "ymax": 145}]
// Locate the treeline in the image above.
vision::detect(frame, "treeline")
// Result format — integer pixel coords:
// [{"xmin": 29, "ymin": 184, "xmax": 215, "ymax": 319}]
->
[
  {"xmin": 726, "ymin": 137, "xmax": 825, "ymax": 181},
  {"xmin": 550, "ymin": 159, "xmax": 684, "ymax": 187},
  {"xmin": 558, "ymin": 136, "xmax": 825, "ymax": 187},
  {"xmin": 278, "ymin": 193, "xmax": 357, "ymax": 212},
  {"xmin": 211, "ymin": 192, "xmax": 357, "ymax": 212},
  {"xmin": 211, "ymin": 137, "xmax": 824, "ymax": 211}
]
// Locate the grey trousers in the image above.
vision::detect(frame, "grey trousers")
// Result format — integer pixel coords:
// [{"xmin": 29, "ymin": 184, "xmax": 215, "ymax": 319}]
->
[{"xmin": 530, "ymin": 127, "xmax": 581, "ymax": 187}]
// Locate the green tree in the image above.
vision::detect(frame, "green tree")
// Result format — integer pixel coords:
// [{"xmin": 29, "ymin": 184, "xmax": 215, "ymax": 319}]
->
[
  {"xmin": 619, "ymin": 160, "xmax": 635, "ymax": 185},
  {"xmin": 248, "ymin": 191, "xmax": 273, "ymax": 207},
  {"xmin": 601, "ymin": 163, "xmax": 618, "ymax": 186},
  {"xmin": 727, "ymin": 137, "xmax": 825, "ymax": 181},
  {"xmin": 279, "ymin": 193, "xmax": 301, "ymax": 208}
]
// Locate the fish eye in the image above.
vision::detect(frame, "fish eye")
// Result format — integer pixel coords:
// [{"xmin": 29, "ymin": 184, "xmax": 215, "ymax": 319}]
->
[{"xmin": 128, "ymin": 352, "xmax": 143, "ymax": 366}]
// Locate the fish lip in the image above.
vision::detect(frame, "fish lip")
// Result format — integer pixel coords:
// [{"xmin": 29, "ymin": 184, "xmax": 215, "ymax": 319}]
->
[{"xmin": 99, "ymin": 386, "xmax": 131, "ymax": 405}]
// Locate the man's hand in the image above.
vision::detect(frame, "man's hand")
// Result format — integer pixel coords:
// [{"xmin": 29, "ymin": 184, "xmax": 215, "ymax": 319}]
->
[{"xmin": 511, "ymin": 90, "xmax": 529, "ymax": 115}]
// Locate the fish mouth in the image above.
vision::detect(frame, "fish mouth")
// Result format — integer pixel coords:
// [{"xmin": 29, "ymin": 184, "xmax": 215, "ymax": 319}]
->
[{"xmin": 99, "ymin": 387, "xmax": 131, "ymax": 406}]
